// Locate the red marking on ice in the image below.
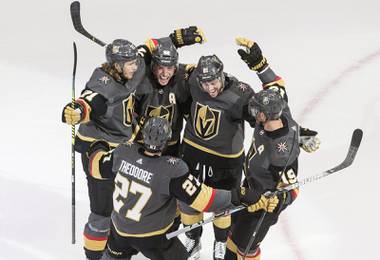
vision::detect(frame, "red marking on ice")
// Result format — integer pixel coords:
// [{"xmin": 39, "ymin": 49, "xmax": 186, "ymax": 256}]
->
[{"xmin": 298, "ymin": 49, "xmax": 380, "ymax": 123}]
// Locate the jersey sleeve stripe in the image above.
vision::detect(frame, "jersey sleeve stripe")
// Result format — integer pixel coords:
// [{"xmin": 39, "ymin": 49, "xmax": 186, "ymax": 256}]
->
[
  {"xmin": 76, "ymin": 98, "xmax": 91, "ymax": 123},
  {"xmin": 190, "ymin": 184, "xmax": 215, "ymax": 212},
  {"xmin": 202, "ymin": 188, "xmax": 216, "ymax": 212},
  {"xmin": 290, "ymin": 187, "xmax": 299, "ymax": 200},
  {"xmin": 89, "ymin": 151, "xmax": 107, "ymax": 180}
]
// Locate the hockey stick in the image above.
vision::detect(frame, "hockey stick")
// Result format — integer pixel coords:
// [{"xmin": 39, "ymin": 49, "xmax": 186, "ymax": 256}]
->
[
  {"xmin": 71, "ymin": 42, "xmax": 77, "ymax": 244},
  {"xmin": 242, "ymin": 128, "xmax": 363, "ymax": 259},
  {"xmin": 166, "ymin": 128, "xmax": 363, "ymax": 240},
  {"xmin": 70, "ymin": 1, "xmax": 107, "ymax": 47}
]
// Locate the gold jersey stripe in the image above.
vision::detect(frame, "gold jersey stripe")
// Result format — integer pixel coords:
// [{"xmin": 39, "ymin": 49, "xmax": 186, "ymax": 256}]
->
[
  {"xmin": 113, "ymin": 221, "xmax": 174, "ymax": 238},
  {"xmin": 89, "ymin": 151, "xmax": 107, "ymax": 180},
  {"xmin": 183, "ymin": 138, "xmax": 244, "ymax": 158},
  {"xmin": 76, "ymin": 98, "xmax": 92, "ymax": 124},
  {"xmin": 84, "ymin": 236, "xmax": 107, "ymax": 251},
  {"xmin": 190, "ymin": 184, "xmax": 214, "ymax": 212},
  {"xmin": 76, "ymin": 132, "xmax": 119, "ymax": 147},
  {"xmin": 263, "ymin": 78, "xmax": 285, "ymax": 89}
]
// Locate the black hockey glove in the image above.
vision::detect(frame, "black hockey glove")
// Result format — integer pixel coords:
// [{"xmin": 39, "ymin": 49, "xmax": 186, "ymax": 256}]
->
[
  {"xmin": 169, "ymin": 26, "xmax": 206, "ymax": 48},
  {"xmin": 61, "ymin": 102, "xmax": 85, "ymax": 125},
  {"xmin": 231, "ymin": 187, "xmax": 279, "ymax": 213},
  {"xmin": 235, "ymin": 37, "xmax": 268, "ymax": 72},
  {"xmin": 86, "ymin": 140, "xmax": 111, "ymax": 159},
  {"xmin": 300, "ymin": 127, "xmax": 321, "ymax": 153}
]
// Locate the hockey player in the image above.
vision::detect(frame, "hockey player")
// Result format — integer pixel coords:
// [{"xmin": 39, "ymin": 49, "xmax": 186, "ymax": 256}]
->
[
  {"xmin": 179, "ymin": 54, "xmax": 256, "ymax": 260},
  {"xmin": 225, "ymin": 88, "xmax": 299, "ymax": 260},
  {"xmin": 133, "ymin": 28, "xmax": 205, "ymax": 232},
  {"xmin": 135, "ymin": 27, "xmax": 206, "ymax": 156},
  {"xmin": 62, "ymin": 38, "xmax": 145, "ymax": 260},
  {"xmin": 61, "ymin": 28, "xmax": 205, "ymax": 259},
  {"xmin": 180, "ymin": 39, "xmax": 320, "ymax": 260},
  {"xmin": 86, "ymin": 117, "xmax": 278, "ymax": 260},
  {"xmin": 223, "ymin": 37, "xmax": 314, "ymax": 260}
]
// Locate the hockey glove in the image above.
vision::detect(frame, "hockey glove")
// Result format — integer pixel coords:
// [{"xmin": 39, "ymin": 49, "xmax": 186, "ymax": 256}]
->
[
  {"xmin": 86, "ymin": 140, "xmax": 111, "ymax": 159},
  {"xmin": 247, "ymin": 195, "xmax": 279, "ymax": 213},
  {"xmin": 231, "ymin": 187, "xmax": 279, "ymax": 213},
  {"xmin": 169, "ymin": 26, "xmax": 206, "ymax": 48},
  {"xmin": 62, "ymin": 102, "xmax": 86, "ymax": 125},
  {"xmin": 235, "ymin": 37, "xmax": 268, "ymax": 72},
  {"xmin": 300, "ymin": 127, "xmax": 321, "ymax": 153}
]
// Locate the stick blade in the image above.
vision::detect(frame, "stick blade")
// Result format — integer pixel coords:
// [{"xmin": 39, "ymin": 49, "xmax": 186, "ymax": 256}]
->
[
  {"xmin": 70, "ymin": 1, "xmax": 82, "ymax": 32},
  {"xmin": 351, "ymin": 128, "xmax": 363, "ymax": 148},
  {"xmin": 69, "ymin": 1, "xmax": 106, "ymax": 47}
]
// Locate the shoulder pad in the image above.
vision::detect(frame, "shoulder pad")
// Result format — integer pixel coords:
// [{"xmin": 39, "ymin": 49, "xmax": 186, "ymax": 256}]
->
[{"xmin": 90, "ymin": 67, "xmax": 115, "ymax": 86}]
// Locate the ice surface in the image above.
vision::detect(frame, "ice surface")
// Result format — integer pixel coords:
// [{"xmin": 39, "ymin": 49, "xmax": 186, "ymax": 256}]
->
[{"xmin": 1, "ymin": 0, "xmax": 379, "ymax": 259}]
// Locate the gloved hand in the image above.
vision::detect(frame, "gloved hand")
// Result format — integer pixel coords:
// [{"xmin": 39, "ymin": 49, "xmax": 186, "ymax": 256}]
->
[
  {"xmin": 170, "ymin": 26, "xmax": 206, "ymax": 48},
  {"xmin": 61, "ymin": 102, "xmax": 85, "ymax": 125},
  {"xmin": 247, "ymin": 195, "xmax": 279, "ymax": 213},
  {"xmin": 231, "ymin": 187, "xmax": 279, "ymax": 213},
  {"xmin": 300, "ymin": 127, "xmax": 321, "ymax": 153},
  {"xmin": 235, "ymin": 37, "xmax": 268, "ymax": 72}
]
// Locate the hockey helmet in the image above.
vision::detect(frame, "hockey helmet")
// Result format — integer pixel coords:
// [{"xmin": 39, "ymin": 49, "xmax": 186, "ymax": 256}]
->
[
  {"xmin": 249, "ymin": 89, "xmax": 286, "ymax": 120},
  {"xmin": 196, "ymin": 55, "xmax": 224, "ymax": 84},
  {"xmin": 152, "ymin": 42, "xmax": 179, "ymax": 67},
  {"xmin": 142, "ymin": 117, "xmax": 172, "ymax": 153},
  {"xmin": 106, "ymin": 39, "xmax": 138, "ymax": 64}
]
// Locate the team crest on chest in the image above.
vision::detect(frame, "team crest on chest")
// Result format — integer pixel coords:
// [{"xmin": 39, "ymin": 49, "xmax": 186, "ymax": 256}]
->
[
  {"xmin": 145, "ymin": 104, "xmax": 175, "ymax": 124},
  {"xmin": 122, "ymin": 93, "xmax": 135, "ymax": 127},
  {"xmin": 193, "ymin": 102, "xmax": 221, "ymax": 140}
]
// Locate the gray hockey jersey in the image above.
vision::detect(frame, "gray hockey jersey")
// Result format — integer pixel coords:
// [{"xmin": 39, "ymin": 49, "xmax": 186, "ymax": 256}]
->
[
  {"xmin": 135, "ymin": 64, "xmax": 190, "ymax": 146},
  {"xmin": 245, "ymin": 109, "xmax": 300, "ymax": 191},
  {"xmin": 183, "ymin": 71, "xmax": 255, "ymax": 159},
  {"xmin": 88, "ymin": 142, "xmax": 234, "ymax": 237},
  {"xmin": 77, "ymin": 59, "xmax": 145, "ymax": 145}
]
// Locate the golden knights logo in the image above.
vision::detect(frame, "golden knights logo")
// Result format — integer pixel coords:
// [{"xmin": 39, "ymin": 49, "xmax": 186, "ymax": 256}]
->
[
  {"xmin": 122, "ymin": 93, "xmax": 135, "ymax": 127},
  {"xmin": 193, "ymin": 102, "xmax": 221, "ymax": 140},
  {"xmin": 145, "ymin": 104, "xmax": 175, "ymax": 124}
]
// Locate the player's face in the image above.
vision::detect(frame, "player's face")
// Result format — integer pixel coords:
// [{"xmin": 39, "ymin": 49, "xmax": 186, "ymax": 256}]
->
[
  {"xmin": 122, "ymin": 59, "xmax": 139, "ymax": 79},
  {"xmin": 201, "ymin": 79, "xmax": 223, "ymax": 98},
  {"xmin": 153, "ymin": 65, "xmax": 176, "ymax": 86}
]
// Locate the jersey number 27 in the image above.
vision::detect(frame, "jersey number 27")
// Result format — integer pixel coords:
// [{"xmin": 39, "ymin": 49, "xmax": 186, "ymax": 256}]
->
[{"xmin": 113, "ymin": 174, "xmax": 152, "ymax": 222}]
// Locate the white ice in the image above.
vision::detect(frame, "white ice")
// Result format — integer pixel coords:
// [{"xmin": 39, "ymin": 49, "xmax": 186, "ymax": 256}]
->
[{"xmin": 0, "ymin": 0, "xmax": 379, "ymax": 259}]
